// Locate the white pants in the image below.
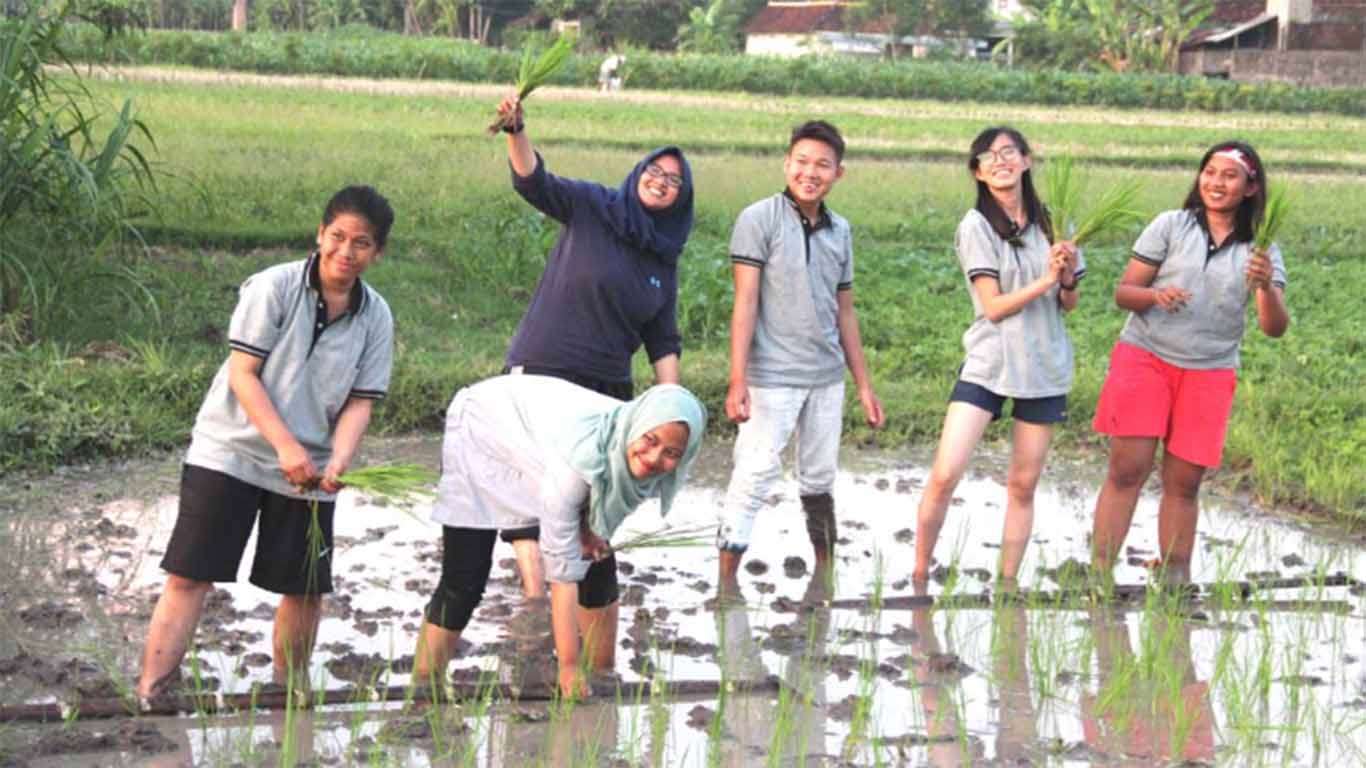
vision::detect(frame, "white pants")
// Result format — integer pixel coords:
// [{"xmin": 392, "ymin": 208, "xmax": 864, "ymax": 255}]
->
[{"xmin": 717, "ymin": 382, "xmax": 845, "ymax": 551}]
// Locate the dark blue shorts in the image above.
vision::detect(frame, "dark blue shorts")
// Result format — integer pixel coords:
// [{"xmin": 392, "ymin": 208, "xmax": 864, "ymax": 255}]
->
[{"xmin": 949, "ymin": 380, "xmax": 1067, "ymax": 425}]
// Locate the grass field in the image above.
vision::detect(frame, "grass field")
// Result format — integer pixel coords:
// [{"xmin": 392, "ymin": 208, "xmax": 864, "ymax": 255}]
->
[{"xmin": 2, "ymin": 67, "xmax": 1362, "ymax": 516}]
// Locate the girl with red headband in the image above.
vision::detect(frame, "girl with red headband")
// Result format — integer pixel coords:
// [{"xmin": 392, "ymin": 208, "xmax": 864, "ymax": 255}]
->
[{"xmin": 1089, "ymin": 141, "xmax": 1290, "ymax": 579}]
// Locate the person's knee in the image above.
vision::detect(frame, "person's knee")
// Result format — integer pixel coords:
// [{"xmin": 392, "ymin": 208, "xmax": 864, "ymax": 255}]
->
[
  {"xmin": 1107, "ymin": 456, "xmax": 1152, "ymax": 490},
  {"xmin": 1005, "ymin": 468, "xmax": 1042, "ymax": 503},
  {"xmin": 163, "ymin": 574, "xmax": 213, "ymax": 597},
  {"xmin": 425, "ymin": 581, "xmax": 484, "ymax": 632}
]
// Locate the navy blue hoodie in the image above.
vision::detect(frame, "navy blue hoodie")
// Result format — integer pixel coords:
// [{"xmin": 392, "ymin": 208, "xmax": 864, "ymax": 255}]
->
[{"xmin": 505, "ymin": 148, "xmax": 695, "ymax": 386}]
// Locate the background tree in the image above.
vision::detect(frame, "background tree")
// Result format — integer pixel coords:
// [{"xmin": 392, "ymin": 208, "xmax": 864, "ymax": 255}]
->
[
  {"xmin": 1010, "ymin": 0, "xmax": 1211, "ymax": 72},
  {"xmin": 853, "ymin": 0, "xmax": 992, "ymax": 59}
]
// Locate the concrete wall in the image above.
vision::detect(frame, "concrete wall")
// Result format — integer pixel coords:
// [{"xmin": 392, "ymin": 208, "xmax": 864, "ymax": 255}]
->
[{"xmin": 1180, "ymin": 48, "xmax": 1366, "ymax": 85}]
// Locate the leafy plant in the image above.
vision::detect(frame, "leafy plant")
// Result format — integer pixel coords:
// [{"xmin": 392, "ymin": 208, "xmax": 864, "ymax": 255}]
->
[
  {"xmin": 1254, "ymin": 184, "xmax": 1291, "ymax": 251},
  {"xmin": 486, "ymin": 34, "xmax": 574, "ymax": 134},
  {"xmin": 1070, "ymin": 178, "xmax": 1145, "ymax": 245}
]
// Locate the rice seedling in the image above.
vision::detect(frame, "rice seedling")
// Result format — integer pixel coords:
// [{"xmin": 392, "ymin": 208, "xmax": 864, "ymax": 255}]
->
[
  {"xmin": 486, "ymin": 34, "xmax": 575, "ymax": 134},
  {"xmin": 1254, "ymin": 184, "xmax": 1292, "ymax": 251},
  {"xmin": 337, "ymin": 463, "xmax": 438, "ymax": 504},
  {"xmin": 1069, "ymin": 178, "xmax": 1146, "ymax": 246},
  {"xmin": 1043, "ymin": 154, "xmax": 1083, "ymax": 239},
  {"xmin": 610, "ymin": 522, "xmax": 713, "ymax": 554}
]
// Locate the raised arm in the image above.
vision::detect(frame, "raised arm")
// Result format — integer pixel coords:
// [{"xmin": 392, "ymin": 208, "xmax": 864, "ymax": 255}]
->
[
  {"xmin": 974, "ymin": 241, "xmax": 1076, "ymax": 322},
  {"xmin": 499, "ymin": 95, "xmax": 535, "ymax": 176}
]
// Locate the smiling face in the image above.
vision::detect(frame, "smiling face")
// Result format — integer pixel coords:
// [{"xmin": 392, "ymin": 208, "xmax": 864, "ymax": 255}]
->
[
  {"xmin": 972, "ymin": 132, "xmax": 1031, "ymax": 192},
  {"xmin": 315, "ymin": 212, "xmax": 381, "ymax": 290},
  {"xmin": 1198, "ymin": 153, "xmax": 1257, "ymax": 215},
  {"xmin": 784, "ymin": 138, "xmax": 844, "ymax": 210},
  {"xmin": 637, "ymin": 153, "xmax": 683, "ymax": 212},
  {"xmin": 625, "ymin": 421, "xmax": 690, "ymax": 480}
]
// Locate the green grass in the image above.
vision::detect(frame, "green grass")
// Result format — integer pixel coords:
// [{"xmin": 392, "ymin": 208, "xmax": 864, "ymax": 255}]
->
[{"xmin": 1, "ymin": 72, "xmax": 1362, "ymax": 518}]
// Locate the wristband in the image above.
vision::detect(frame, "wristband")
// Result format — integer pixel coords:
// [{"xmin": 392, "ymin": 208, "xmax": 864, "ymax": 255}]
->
[
  {"xmin": 1059, "ymin": 279, "xmax": 1077, "ymax": 291},
  {"xmin": 502, "ymin": 120, "xmax": 525, "ymax": 135}
]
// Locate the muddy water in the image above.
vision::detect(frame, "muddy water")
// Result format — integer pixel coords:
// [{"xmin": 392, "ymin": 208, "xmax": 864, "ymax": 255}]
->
[{"xmin": 1, "ymin": 437, "xmax": 1363, "ymax": 766}]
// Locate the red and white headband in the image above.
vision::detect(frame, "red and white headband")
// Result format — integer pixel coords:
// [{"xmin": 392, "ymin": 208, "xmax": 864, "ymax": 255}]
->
[{"xmin": 1212, "ymin": 147, "xmax": 1257, "ymax": 179}]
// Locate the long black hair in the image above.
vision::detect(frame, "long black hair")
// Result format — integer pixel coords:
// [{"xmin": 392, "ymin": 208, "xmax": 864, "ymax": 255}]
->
[
  {"xmin": 1182, "ymin": 140, "xmax": 1266, "ymax": 243},
  {"xmin": 967, "ymin": 126, "xmax": 1053, "ymax": 244}
]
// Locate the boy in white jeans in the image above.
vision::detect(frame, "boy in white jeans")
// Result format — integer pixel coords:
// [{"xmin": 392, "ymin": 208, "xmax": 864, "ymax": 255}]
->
[{"xmin": 717, "ymin": 120, "xmax": 884, "ymax": 593}]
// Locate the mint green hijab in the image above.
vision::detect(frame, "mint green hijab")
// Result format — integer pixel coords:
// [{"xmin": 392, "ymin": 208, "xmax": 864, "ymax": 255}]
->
[{"xmin": 560, "ymin": 384, "xmax": 707, "ymax": 539}]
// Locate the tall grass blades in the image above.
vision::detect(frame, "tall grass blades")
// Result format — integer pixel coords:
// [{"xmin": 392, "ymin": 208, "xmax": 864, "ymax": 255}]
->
[
  {"xmin": 1043, "ymin": 154, "xmax": 1082, "ymax": 239},
  {"xmin": 1069, "ymin": 178, "xmax": 1146, "ymax": 246},
  {"xmin": 1254, "ymin": 184, "xmax": 1291, "ymax": 251},
  {"xmin": 611, "ymin": 522, "xmax": 713, "ymax": 554},
  {"xmin": 337, "ymin": 463, "xmax": 437, "ymax": 504},
  {"xmin": 486, "ymin": 34, "xmax": 573, "ymax": 134}
]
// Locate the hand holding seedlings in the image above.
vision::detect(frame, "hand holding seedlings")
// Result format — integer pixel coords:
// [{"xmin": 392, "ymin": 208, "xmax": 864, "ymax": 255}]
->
[
  {"xmin": 277, "ymin": 441, "xmax": 318, "ymax": 489},
  {"xmin": 496, "ymin": 94, "xmax": 524, "ymax": 132},
  {"xmin": 1246, "ymin": 247, "xmax": 1274, "ymax": 292}
]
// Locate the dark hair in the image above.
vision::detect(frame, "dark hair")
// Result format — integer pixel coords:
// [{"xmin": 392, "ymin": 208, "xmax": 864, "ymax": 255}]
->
[
  {"xmin": 967, "ymin": 126, "xmax": 1052, "ymax": 244},
  {"xmin": 789, "ymin": 120, "xmax": 845, "ymax": 163},
  {"xmin": 1182, "ymin": 140, "xmax": 1266, "ymax": 243},
  {"xmin": 322, "ymin": 185, "xmax": 395, "ymax": 248}
]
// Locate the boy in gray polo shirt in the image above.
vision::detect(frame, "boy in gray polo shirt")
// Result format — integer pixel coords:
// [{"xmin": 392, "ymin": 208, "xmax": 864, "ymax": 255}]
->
[
  {"xmin": 716, "ymin": 121, "xmax": 884, "ymax": 593},
  {"xmin": 135, "ymin": 186, "xmax": 395, "ymax": 698}
]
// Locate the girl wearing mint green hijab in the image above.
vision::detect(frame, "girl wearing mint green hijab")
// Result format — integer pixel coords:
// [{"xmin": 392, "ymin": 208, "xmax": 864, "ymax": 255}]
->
[{"xmin": 414, "ymin": 374, "xmax": 706, "ymax": 698}]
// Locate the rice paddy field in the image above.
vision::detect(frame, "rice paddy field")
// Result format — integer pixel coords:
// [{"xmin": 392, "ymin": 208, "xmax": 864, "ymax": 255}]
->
[{"xmin": 1, "ymin": 65, "xmax": 1364, "ymax": 766}]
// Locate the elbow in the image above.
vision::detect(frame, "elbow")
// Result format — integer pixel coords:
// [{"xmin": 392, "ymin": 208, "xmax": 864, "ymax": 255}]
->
[
  {"xmin": 983, "ymin": 308, "xmax": 1009, "ymax": 324},
  {"xmin": 1264, "ymin": 318, "xmax": 1289, "ymax": 338}
]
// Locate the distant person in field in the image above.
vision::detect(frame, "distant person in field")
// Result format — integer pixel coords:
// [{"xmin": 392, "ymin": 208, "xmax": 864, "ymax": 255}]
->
[
  {"xmin": 135, "ymin": 186, "xmax": 395, "ymax": 699},
  {"xmin": 1090, "ymin": 141, "xmax": 1289, "ymax": 579},
  {"xmin": 715, "ymin": 120, "xmax": 884, "ymax": 595},
  {"xmin": 491, "ymin": 94, "xmax": 695, "ymax": 601},
  {"xmin": 412, "ymin": 375, "xmax": 705, "ymax": 698},
  {"xmin": 598, "ymin": 54, "xmax": 625, "ymax": 92},
  {"xmin": 913, "ymin": 127, "xmax": 1083, "ymax": 584}
]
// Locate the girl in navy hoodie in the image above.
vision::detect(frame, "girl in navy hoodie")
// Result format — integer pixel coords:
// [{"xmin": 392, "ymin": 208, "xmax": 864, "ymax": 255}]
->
[{"xmin": 489, "ymin": 94, "xmax": 695, "ymax": 647}]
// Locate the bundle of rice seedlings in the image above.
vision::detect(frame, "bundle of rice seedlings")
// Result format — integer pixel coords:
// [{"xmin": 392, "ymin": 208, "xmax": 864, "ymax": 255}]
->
[
  {"xmin": 1070, "ymin": 178, "xmax": 1146, "ymax": 246},
  {"xmin": 486, "ymin": 35, "xmax": 575, "ymax": 134},
  {"xmin": 1253, "ymin": 184, "xmax": 1291, "ymax": 251},
  {"xmin": 612, "ymin": 522, "xmax": 714, "ymax": 554},
  {"xmin": 1043, "ymin": 154, "xmax": 1083, "ymax": 239},
  {"xmin": 338, "ymin": 463, "xmax": 438, "ymax": 505}
]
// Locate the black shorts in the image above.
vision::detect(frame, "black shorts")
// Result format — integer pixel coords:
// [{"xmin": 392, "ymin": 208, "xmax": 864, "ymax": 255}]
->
[
  {"xmin": 426, "ymin": 526, "xmax": 620, "ymax": 631},
  {"xmin": 949, "ymin": 380, "xmax": 1067, "ymax": 425},
  {"xmin": 160, "ymin": 464, "xmax": 335, "ymax": 595},
  {"xmin": 498, "ymin": 365, "xmax": 633, "ymax": 545}
]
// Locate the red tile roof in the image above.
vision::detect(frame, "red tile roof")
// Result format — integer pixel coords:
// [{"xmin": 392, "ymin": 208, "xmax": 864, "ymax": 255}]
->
[
  {"xmin": 1209, "ymin": 0, "xmax": 1268, "ymax": 24},
  {"xmin": 745, "ymin": 2, "xmax": 862, "ymax": 36}
]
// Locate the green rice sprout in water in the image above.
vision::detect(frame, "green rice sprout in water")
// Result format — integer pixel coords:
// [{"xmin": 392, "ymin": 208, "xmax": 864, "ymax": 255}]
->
[
  {"xmin": 337, "ymin": 463, "xmax": 438, "ymax": 504},
  {"xmin": 1070, "ymin": 178, "xmax": 1146, "ymax": 246},
  {"xmin": 487, "ymin": 35, "xmax": 574, "ymax": 134},
  {"xmin": 611, "ymin": 522, "xmax": 713, "ymax": 553},
  {"xmin": 1044, "ymin": 154, "xmax": 1083, "ymax": 239}
]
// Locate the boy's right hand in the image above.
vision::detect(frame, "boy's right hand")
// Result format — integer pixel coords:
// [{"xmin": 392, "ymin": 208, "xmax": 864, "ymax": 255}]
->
[
  {"xmin": 725, "ymin": 379, "xmax": 750, "ymax": 423},
  {"xmin": 277, "ymin": 442, "xmax": 318, "ymax": 489}
]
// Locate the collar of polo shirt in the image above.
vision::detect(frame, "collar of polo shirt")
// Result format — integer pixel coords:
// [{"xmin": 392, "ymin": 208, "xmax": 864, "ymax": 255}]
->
[
  {"xmin": 781, "ymin": 188, "xmax": 833, "ymax": 233},
  {"xmin": 307, "ymin": 251, "xmax": 367, "ymax": 315}
]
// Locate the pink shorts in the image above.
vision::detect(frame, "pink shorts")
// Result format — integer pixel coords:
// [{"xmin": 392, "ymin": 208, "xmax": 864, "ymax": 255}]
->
[{"xmin": 1092, "ymin": 342, "xmax": 1237, "ymax": 468}]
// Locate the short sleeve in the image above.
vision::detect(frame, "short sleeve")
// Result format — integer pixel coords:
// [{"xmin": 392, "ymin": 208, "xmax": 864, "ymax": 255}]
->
[
  {"xmin": 1268, "ymin": 243, "xmax": 1287, "ymax": 289},
  {"xmin": 1132, "ymin": 211, "xmax": 1177, "ymax": 267},
  {"xmin": 350, "ymin": 296, "xmax": 393, "ymax": 401},
  {"xmin": 729, "ymin": 203, "xmax": 770, "ymax": 269},
  {"xmin": 227, "ymin": 269, "xmax": 288, "ymax": 359},
  {"xmin": 955, "ymin": 211, "xmax": 1001, "ymax": 282}
]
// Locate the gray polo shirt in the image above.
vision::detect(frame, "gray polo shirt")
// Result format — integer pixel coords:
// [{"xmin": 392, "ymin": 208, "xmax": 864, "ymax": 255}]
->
[
  {"xmin": 730, "ymin": 192, "xmax": 853, "ymax": 389},
  {"xmin": 185, "ymin": 255, "xmax": 394, "ymax": 499},
  {"xmin": 956, "ymin": 209, "xmax": 1087, "ymax": 399},
  {"xmin": 1119, "ymin": 209, "xmax": 1286, "ymax": 369}
]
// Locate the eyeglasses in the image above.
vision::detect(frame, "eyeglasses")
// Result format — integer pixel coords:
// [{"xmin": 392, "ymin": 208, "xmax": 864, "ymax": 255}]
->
[
  {"xmin": 645, "ymin": 163, "xmax": 684, "ymax": 189},
  {"xmin": 975, "ymin": 145, "xmax": 1022, "ymax": 167}
]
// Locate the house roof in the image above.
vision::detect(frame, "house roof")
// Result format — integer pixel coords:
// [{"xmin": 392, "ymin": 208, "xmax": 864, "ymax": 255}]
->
[
  {"xmin": 1208, "ymin": 0, "xmax": 1267, "ymax": 25},
  {"xmin": 1185, "ymin": 11, "xmax": 1276, "ymax": 47},
  {"xmin": 745, "ymin": 1, "xmax": 886, "ymax": 36}
]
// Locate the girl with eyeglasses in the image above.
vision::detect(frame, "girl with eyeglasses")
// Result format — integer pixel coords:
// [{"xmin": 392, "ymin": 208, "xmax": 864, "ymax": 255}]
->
[
  {"xmin": 913, "ymin": 126, "xmax": 1083, "ymax": 584},
  {"xmin": 1089, "ymin": 141, "xmax": 1289, "ymax": 580},
  {"xmin": 486, "ymin": 95, "xmax": 695, "ymax": 630}
]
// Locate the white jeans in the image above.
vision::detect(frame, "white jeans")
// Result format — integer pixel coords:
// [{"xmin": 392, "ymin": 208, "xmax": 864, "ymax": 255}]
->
[{"xmin": 717, "ymin": 382, "xmax": 845, "ymax": 551}]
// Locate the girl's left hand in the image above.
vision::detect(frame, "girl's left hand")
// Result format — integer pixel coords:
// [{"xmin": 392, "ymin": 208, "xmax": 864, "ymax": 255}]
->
[
  {"xmin": 1246, "ymin": 247, "xmax": 1273, "ymax": 291},
  {"xmin": 581, "ymin": 529, "xmax": 611, "ymax": 561},
  {"xmin": 1049, "ymin": 241, "xmax": 1077, "ymax": 283}
]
